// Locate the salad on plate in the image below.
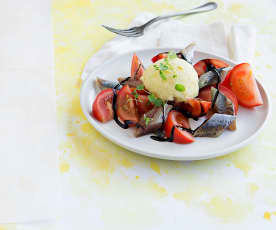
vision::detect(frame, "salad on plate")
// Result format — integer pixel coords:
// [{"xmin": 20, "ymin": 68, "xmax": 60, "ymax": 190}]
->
[{"xmin": 91, "ymin": 43, "xmax": 263, "ymax": 144}]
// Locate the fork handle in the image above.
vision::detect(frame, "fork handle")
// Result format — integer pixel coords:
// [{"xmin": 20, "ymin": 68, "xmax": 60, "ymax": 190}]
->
[{"xmin": 143, "ymin": 2, "xmax": 217, "ymax": 27}]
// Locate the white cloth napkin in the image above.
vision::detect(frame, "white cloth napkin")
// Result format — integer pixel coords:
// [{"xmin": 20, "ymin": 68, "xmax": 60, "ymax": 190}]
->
[
  {"xmin": 0, "ymin": 1, "xmax": 59, "ymax": 223},
  {"xmin": 82, "ymin": 12, "xmax": 256, "ymax": 81}
]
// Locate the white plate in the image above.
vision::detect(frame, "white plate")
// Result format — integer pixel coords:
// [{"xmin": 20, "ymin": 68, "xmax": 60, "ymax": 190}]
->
[{"xmin": 80, "ymin": 48, "xmax": 270, "ymax": 161}]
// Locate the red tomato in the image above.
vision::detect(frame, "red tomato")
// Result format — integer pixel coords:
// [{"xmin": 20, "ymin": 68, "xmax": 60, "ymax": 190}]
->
[
  {"xmin": 193, "ymin": 60, "xmax": 208, "ymax": 77},
  {"xmin": 220, "ymin": 68, "xmax": 232, "ymax": 89},
  {"xmin": 186, "ymin": 99, "xmax": 202, "ymax": 117},
  {"xmin": 164, "ymin": 111, "xmax": 195, "ymax": 144},
  {"xmin": 198, "ymin": 86, "xmax": 212, "ymax": 102},
  {"xmin": 207, "ymin": 59, "xmax": 229, "ymax": 68},
  {"xmin": 136, "ymin": 95, "xmax": 154, "ymax": 114},
  {"xmin": 229, "ymin": 63, "xmax": 263, "ymax": 108},
  {"xmin": 219, "ymin": 85, "xmax": 239, "ymax": 114},
  {"xmin": 130, "ymin": 87, "xmax": 148, "ymax": 96},
  {"xmin": 200, "ymin": 100, "xmax": 212, "ymax": 114},
  {"xmin": 92, "ymin": 89, "xmax": 114, "ymax": 123},
  {"xmin": 151, "ymin": 53, "xmax": 168, "ymax": 63},
  {"xmin": 131, "ymin": 53, "xmax": 144, "ymax": 79},
  {"xmin": 116, "ymin": 85, "xmax": 139, "ymax": 124}
]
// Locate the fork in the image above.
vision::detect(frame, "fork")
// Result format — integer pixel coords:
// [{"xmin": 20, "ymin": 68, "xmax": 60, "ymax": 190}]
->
[{"xmin": 102, "ymin": 2, "xmax": 217, "ymax": 37}]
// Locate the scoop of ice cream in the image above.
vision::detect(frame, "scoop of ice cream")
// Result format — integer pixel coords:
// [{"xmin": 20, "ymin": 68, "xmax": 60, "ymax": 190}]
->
[{"xmin": 141, "ymin": 57, "xmax": 199, "ymax": 102}]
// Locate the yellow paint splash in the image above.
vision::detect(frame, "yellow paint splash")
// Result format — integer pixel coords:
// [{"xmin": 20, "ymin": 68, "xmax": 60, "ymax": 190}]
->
[
  {"xmin": 135, "ymin": 176, "xmax": 140, "ymax": 179},
  {"xmin": 266, "ymin": 64, "xmax": 272, "ymax": 69},
  {"xmin": 229, "ymin": 3, "xmax": 244, "ymax": 15},
  {"xmin": 220, "ymin": 146, "xmax": 255, "ymax": 176},
  {"xmin": 264, "ymin": 211, "xmax": 276, "ymax": 221},
  {"xmin": 264, "ymin": 211, "xmax": 271, "ymax": 220},
  {"xmin": 248, "ymin": 183, "xmax": 259, "ymax": 197},
  {"xmin": 149, "ymin": 182, "xmax": 168, "ymax": 198},
  {"xmin": 255, "ymin": 51, "xmax": 262, "ymax": 57},
  {"xmin": 60, "ymin": 159, "xmax": 70, "ymax": 173},
  {"xmin": 0, "ymin": 225, "xmax": 16, "ymax": 230},
  {"xmin": 150, "ymin": 161, "xmax": 161, "ymax": 175},
  {"xmin": 173, "ymin": 189, "xmax": 205, "ymax": 205},
  {"xmin": 202, "ymin": 197, "xmax": 253, "ymax": 223},
  {"xmin": 120, "ymin": 158, "xmax": 134, "ymax": 168}
]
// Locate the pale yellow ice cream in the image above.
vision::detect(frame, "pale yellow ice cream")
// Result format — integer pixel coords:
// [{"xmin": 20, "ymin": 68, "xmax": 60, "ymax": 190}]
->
[{"xmin": 141, "ymin": 57, "xmax": 199, "ymax": 102}]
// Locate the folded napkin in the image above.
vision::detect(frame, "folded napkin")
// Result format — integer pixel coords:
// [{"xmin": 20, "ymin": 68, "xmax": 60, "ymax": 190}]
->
[
  {"xmin": 82, "ymin": 12, "xmax": 256, "ymax": 81},
  {"xmin": 0, "ymin": 1, "xmax": 59, "ymax": 223}
]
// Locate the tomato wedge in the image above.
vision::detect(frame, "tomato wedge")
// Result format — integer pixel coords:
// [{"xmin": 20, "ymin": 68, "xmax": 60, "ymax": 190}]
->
[
  {"xmin": 164, "ymin": 111, "xmax": 195, "ymax": 144},
  {"xmin": 194, "ymin": 60, "xmax": 208, "ymax": 77},
  {"xmin": 131, "ymin": 53, "xmax": 144, "ymax": 79},
  {"xmin": 152, "ymin": 53, "xmax": 168, "ymax": 63},
  {"xmin": 219, "ymin": 85, "xmax": 239, "ymax": 114},
  {"xmin": 198, "ymin": 86, "xmax": 212, "ymax": 102},
  {"xmin": 92, "ymin": 88, "xmax": 114, "ymax": 123},
  {"xmin": 186, "ymin": 99, "xmax": 202, "ymax": 117},
  {"xmin": 136, "ymin": 95, "xmax": 154, "ymax": 114},
  {"xmin": 116, "ymin": 85, "xmax": 139, "ymax": 124},
  {"xmin": 130, "ymin": 87, "xmax": 148, "ymax": 96},
  {"xmin": 220, "ymin": 68, "xmax": 232, "ymax": 89},
  {"xmin": 200, "ymin": 100, "xmax": 212, "ymax": 114},
  {"xmin": 207, "ymin": 59, "xmax": 229, "ymax": 69},
  {"xmin": 229, "ymin": 63, "xmax": 263, "ymax": 108}
]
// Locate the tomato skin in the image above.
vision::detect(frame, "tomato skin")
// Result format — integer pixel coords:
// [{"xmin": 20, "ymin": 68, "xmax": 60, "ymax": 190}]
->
[
  {"xmin": 131, "ymin": 53, "xmax": 144, "ymax": 79},
  {"xmin": 152, "ymin": 53, "xmax": 168, "ymax": 63},
  {"xmin": 130, "ymin": 87, "xmax": 148, "ymax": 96},
  {"xmin": 194, "ymin": 60, "xmax": 208, "ymax": 77},
  {"xmin": 219, "ymin": 85, "xmax": 239, "ymax": 114},
  {"xmin": 207, "ymin": 59, "xmax": 229, "ymax": 68},
  {"xmin": 220, "ymin": 69, "xmax": 232, "ymax": 89},
  {"xmin": 229, "ymin": 63, "xmax": 263, "ymax": 108},
  {"xmin": 92, "ymin": 89, "xmax": 114, "ymax": 123},
  {"xmin": 186, "ymin": 99, "xmax": 202, "ymax": 117},
  {"xmin": 200, "ymin": 100, "xmax": 212, "ymax": 114},
  {"xmin": 164, "ymin": 111, "xmax": 194, "ymax": 144},
  {"xmin": 117, "ymin": 85, "xmax": 139, "ymax": 124},
  {"xmin": 136, "ymin": 95, "xmax": 154, "ymax": 114},
  {"xmin": 198, "ymin": 86, "xmax": 212, "ymax": 102}
]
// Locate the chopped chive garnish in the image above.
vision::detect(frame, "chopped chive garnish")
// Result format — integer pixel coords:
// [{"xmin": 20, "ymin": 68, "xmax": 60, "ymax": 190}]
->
[
  {"xmin": 168, "ymin": 51, "xmax": 177, "ymax": 59},
  {"xmin": 148, "ymin": 94, "xmax": 163, "ymax": 107},
  {"xmin": 175, "ymin": 84, "xmax": 185, "ymax": 92},
  {"xmin": 136, "ymin": 84, "xmax": 144, "ymax": 90},
  {"xmin": 159, "ymin": 63, "xmax": 168, "ymax": 71},
  {"xmin": 159, "ymin": 71, "xmax": 167, "ymax": 80},
  {"xmin": 144, "ymin": 115, "xmax": 152, "ymax": 126},
  {"xmin": 131, "ymin": 89, "xmax": 139, "ymax": 99}
]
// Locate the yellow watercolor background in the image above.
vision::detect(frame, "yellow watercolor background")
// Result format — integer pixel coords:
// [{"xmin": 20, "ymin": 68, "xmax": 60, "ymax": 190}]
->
[{"xmin": 51, "ymin": 0, "xmax": 276, "ymax": 228}]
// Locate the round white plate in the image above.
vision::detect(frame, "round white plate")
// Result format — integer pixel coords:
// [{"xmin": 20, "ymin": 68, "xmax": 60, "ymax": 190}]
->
[{"xmin": 80, "ymin": 48, "xmax": 270, "ymax": 161}]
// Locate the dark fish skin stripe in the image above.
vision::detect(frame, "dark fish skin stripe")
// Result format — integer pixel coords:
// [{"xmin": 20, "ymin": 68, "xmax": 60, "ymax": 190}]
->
[{"xmin": 193, "ymin": 113, "xmax": 236, "ymax": 137}]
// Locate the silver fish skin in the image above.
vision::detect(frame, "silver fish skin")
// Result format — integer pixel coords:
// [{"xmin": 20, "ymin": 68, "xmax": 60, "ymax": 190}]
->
[
  {"xmin": 118, "ymin": 77, "xmax": 143, "ymax": 88},
  {"xmin": 193, "ymin": 113, "xmax": 236, "ymax": 137},
  {"xmin": 180, "ymin": 42, "xmax": 196, "ymax": 64},
  {"xmin": 211, "ymin": 87, "xmax": 234, "ymax": 115},
  {"xmin": 198, "ymin": 67, "xmax": 231, "ymax": 89},
  {"xmin": 211, "ymin": 87, "xmax": 236, "ymax": 130},
  {"xmin": 135, "ymin": 104, "xmax": 172, "ymax": 137},
  {"xmin": 94, "ymin": 78, "xmax": 120, "ymax": 91}
]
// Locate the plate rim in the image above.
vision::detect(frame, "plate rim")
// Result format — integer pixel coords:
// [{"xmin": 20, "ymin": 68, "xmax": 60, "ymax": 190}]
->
[{"xmin": 80, "ymin": 48, "xmax": 271, "ymax": 161}]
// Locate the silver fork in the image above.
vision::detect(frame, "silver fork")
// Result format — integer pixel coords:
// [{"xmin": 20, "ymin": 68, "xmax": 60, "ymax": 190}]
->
[{"xmin": 102, "ymin": 2, "xmax": 217, "ymax": 37}]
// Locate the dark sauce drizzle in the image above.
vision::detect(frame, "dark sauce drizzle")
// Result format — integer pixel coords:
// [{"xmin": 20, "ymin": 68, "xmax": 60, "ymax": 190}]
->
[
  {"xmin": 119, "ymin": 76, "xmax": 131, "ymax": 85},
  {"xmin": 133, "ymin": 64, "xmax": 142, "ymax": 79},
  {"xmin": 150, "ymin": 126, "xmax": 175, "ymax": 142}
]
